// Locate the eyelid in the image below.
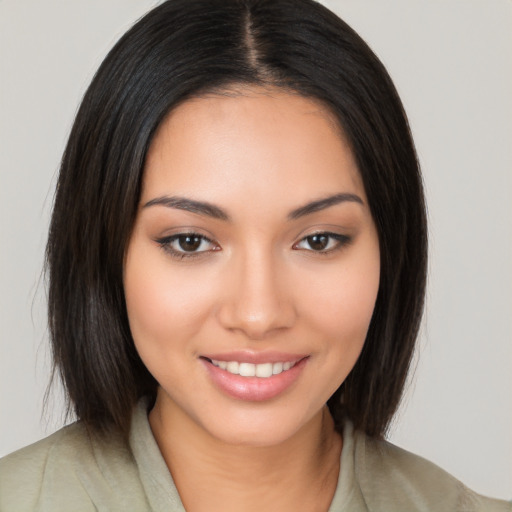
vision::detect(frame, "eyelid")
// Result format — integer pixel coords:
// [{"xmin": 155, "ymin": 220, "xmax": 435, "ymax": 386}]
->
[
  {"xmin": 292, "ymin": 231, "xmax": 351, "ymax": 253},
  {"xmin": 155, "ymin": 232, "xmax": 220, "ymax": 260},
  {"xmin": 154, "ymin": 228, "xmax": 351, "ymax": 260}
]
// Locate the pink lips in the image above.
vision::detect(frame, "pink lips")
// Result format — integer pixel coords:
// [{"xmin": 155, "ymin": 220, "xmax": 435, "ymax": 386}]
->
[{"xmin": 201, "ymin": 352, "xmax": 309, "ymax": 402}]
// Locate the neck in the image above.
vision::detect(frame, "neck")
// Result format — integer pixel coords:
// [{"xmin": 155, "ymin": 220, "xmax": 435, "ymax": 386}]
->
[{"xmin": 149, "ymin": 394, "xmax": 342, "ymax": 512}]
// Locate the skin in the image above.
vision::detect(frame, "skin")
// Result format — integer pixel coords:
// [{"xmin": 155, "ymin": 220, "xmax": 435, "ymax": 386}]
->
[{"xmin": 124, "ymin": 87, "xmax": 380, "ymax": 512}]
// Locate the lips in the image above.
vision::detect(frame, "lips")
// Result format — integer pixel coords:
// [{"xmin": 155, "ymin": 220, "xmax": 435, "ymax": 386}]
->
[{"xmin": 201, "ymin": 352, "xmax": 309, "ymax": 401}]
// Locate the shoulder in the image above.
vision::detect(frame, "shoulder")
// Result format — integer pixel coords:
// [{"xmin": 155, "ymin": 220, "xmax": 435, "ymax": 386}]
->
[
  {"xmin": 0, "ymin": 422, "xmax": 149, "ymax": 512},
  {"xmin": 351, "ymin": 430, "xmax": 511, "ymax": 512},
  {"xmin": 0, "ymin": 423, "xmax": 89, "ymax": 511}
]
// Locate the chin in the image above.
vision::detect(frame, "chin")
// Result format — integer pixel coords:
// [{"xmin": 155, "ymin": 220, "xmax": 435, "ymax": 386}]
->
[{"xmin": 196, "ymin": 404, "xmax": 323, "ymax": 448}]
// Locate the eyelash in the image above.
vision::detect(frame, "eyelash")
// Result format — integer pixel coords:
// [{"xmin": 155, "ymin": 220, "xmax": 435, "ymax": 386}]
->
[
  {"xmin": 156, "ymin": 233, "xmax": 218, "ymax": 260},
  {"xmin": 293, "ymin": 232, "xmax": 351, "ymax": 255},
  {"xmin": 156, "ymin": 231, "xmax": 351, "ymax": 260}
]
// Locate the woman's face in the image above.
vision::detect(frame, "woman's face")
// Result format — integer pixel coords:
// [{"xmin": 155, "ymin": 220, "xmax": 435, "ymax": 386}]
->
[{"xmin": 124, "ymin": 88, "xmax": 380, "ymax": 446}]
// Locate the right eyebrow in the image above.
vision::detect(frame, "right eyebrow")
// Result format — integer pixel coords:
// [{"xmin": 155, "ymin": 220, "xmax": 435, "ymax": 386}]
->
[{"xmin": 143, "ymin": 195, "xmax": 230, "ymax": 221}]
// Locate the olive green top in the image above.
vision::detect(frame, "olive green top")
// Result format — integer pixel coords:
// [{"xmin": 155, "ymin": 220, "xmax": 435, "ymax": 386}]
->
[{"xmin": 0, "ymin": 400, "xmax": 510, "ymax": 512}]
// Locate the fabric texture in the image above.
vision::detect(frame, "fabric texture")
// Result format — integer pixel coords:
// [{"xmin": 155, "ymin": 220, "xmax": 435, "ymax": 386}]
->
[{"xmin": 0, "ymin": 400, "xmax": 510, "ymax": 512}]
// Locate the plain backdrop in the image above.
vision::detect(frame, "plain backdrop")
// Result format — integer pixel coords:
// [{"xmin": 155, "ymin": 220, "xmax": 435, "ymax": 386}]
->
[{"xmin": 0, "ymin": 0, "xmax": 510, "ymax": 501}]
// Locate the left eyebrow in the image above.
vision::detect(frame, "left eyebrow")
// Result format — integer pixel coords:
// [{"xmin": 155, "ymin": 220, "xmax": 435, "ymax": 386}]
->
[{"xmin": 287, "ymin": 193, "xmax": 364, "ymax": 220}]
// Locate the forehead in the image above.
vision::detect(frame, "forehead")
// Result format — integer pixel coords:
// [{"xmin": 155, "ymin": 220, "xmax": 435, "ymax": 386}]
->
[{"xmin": 142, "ymin": 88, "xmax": 365, "ymax": 209}]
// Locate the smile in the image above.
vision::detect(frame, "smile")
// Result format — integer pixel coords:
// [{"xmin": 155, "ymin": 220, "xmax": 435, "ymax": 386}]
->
[
  {"xmin": 210, "ymin": 359, "xmax": 297, "ymax": 378},
  {"xmin": 202, "ymin": 356, "xmax": 308, "ymax": 401}
]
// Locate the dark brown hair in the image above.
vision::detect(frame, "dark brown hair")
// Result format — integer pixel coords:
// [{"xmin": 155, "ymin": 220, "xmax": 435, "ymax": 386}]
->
[{"xmin": 47, "ymin": 0, "xmax": 427, "ymax": 439}]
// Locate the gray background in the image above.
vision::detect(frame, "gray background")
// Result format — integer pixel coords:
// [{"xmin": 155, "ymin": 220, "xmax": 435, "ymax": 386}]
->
[{"xmin": 1, "ymin": 0, "xmax": 510, "ymax": 500}]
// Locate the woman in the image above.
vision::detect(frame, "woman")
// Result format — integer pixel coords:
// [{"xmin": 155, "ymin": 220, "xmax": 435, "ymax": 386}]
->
[{"xmin": 0, "ymin": 0, "xmax": 509, "ymax": 510}]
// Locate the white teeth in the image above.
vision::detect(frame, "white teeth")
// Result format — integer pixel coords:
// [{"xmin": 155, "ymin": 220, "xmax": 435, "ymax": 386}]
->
[
  {"xmin": 272, "ymin": 362, "xmax": 283, "ymax": 375},
  {"xmin": 256, "ymin": 363, "xmax": 273, "ymax": 378},
  {"xmin": 239, "ymin": 362, "xmax": 256, "ymax": 377},
  {"xmin": 226, "ymin": 361, "xmax": 239, "ymax": 374},
  {"xmin": 210, "ymin": 359, "xmax": 297, "ymax": 378}
]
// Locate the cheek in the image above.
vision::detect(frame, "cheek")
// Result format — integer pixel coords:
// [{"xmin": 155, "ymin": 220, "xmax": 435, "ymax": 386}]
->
[
  {"xmin": 300, "ymin": 261, "xmax": 380, "ymax": 343},
  {"xmin": 289, "ymin": 254, "xmax": 380, "ymax": 413},
  {"xmin": 294, "ymin": 243, "xmax": 380, "ymax": 401},
  {"xmin": 123, "ymin": 246, "xmax": 216, "ymax": 358}
]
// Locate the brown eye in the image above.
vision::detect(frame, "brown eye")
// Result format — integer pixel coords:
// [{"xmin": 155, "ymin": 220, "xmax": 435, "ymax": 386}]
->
[
  {"xmin": 294, "ymin": 232, "xmax": 350, "ymax": 253},
  {"xmin": 177, "ymin": 234, "xmax": 203, "ymax": 252},
  {"xmin": 156, "ymin": 232, "xmax": 218, "ymax": 258},
  {"xmin": 306, "ymin": 234, "xmax": 330, "ymax": 251}
]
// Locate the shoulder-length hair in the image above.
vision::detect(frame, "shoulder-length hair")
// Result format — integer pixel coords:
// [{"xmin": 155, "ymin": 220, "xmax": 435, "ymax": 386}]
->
[{"xmin": 47, "ymin": 0, "xmax": 427, "ymax": 439}]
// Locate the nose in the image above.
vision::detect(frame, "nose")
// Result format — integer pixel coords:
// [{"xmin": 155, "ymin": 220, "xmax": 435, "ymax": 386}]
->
[{"xmin": 216, "ymin": 249, "xmax": 296, "ymax": 340}]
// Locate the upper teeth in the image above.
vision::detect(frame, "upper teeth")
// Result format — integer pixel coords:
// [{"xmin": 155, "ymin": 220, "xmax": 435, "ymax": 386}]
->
[{"xmin": 211, "ymin": 360, "xmax": 296, "ymax": 378}]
